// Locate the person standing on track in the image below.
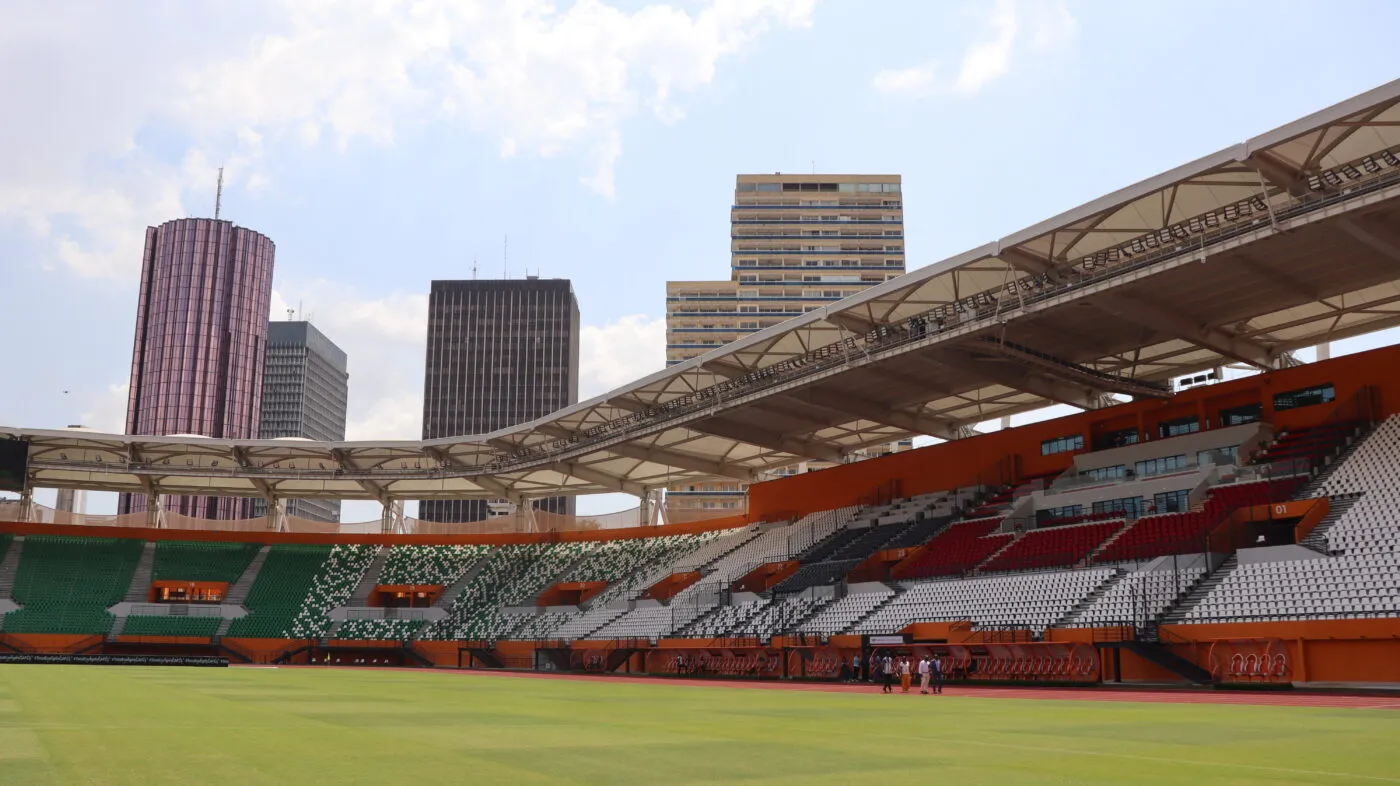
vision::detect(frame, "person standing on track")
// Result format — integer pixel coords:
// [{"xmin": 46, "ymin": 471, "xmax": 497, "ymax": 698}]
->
[
  {"xmin": 918, "ymin": 655, "xmax": 931, "ymax": 694},
  {"xmin": 880, "ymin": 653, "xmax": 895, "ymax": 693},
  {"xmin": 931, "ymin": 653, "xmax": 945, "ymax": 694},
  {"xmin": 898, "ymin": 656, "xmax": 912, "ymax": 693}
]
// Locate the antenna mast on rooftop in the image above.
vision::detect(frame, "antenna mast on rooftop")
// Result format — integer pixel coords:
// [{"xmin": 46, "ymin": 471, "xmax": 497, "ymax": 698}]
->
[{"xmin": 214, "ymin": 166, "xmax": 224, "ymax": 220}]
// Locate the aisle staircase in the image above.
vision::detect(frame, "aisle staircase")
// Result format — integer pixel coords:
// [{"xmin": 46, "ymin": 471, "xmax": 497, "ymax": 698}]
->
[
  {"xmin": 348, "ymin": 547, "xmax": 391, "ymax": 606},
  {"xmin": 1055, "ymin": 570, "xmax": 1125, "ymax": 626},
  {"xmin": 122, "ymin": 542, "xmax": 157, "ymax": 602},
  {"xmin": 1301, "ymin": 493, "xmax": 1364, "ymax": 554},
  {"xmin": 1160, "ymin": 556, "xmax": 1237, "ymax": 624},
  {"xmin": 0, "ymin": 536, "xmax": 24, "ymax": 603}
]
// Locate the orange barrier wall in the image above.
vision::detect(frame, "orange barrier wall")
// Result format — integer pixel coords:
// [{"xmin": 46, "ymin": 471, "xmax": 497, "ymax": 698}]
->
[
  {"xmin": 1047, "ymin": 620, "xmax": 1400, "ymax": 685},
  {"xmin": 0, "ymin": 633, "xmax": 105, "ymax": 654},
  {"xmin": 1162, "ymin": 619, "xmax": 1400, "ymax": 684},
  {"xmin": 368, "ymin": 584, "xmax": 444, "ymax": 607},
  {"xmin": 641, "ymin": 571, "xmax": 703, "ymax": 601},
  {"xmin": 0, "ymin": 511, "xmax": 750, "ymax": 548},
  {"xmin": 535, "ymin": 581, "xmax": 607, "ymax": 607},
  {"xmin": 732, "ymin": 560, "xmax": 798, "ymax": 593},
  {"xmin": 1208, "ymin": 497, "xmax": 1328, "ymax": 553},
  {"xmin": 748, "ymin": 344, "xmax": 1400, "ymax": 521}
]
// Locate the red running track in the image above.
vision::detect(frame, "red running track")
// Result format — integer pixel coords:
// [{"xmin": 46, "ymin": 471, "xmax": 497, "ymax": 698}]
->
[{"xmin": 259, "ymin": 666, "xmax": 1400, "ymax": 709}]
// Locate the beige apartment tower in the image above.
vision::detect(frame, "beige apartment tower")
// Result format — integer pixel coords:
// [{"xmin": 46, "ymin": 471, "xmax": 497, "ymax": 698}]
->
[{"xmin": 665, "ymin": 174, "xmax": 907, "ymax": 518}]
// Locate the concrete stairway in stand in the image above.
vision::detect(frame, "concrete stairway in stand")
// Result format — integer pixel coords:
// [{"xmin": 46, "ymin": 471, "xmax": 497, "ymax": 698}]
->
[
  {"xmin": 217, "ymin": 545, "xmax": 270, "ymax": 637},
  {"xmin": 348, "ymin": 547, "xmax": 391, "ymax": 606},
  {"xmin": 0, "ymin": 536, "xmax": 25, "ymax": 616}
]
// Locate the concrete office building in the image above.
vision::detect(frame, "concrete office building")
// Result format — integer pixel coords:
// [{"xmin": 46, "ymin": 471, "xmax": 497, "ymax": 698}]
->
[
  {"xmin": 253, "ymin": 321, "xmax": 349, "ymax": 523},
  {"xmin": 119, "ymin": 218, "xmax": 275, "ymax": 520},
  {"xmin": 665, "ymin": 174, "xmax": 908, "ymax": 517},
  {"xmin": 420, "ymin": 278, "xmax": 580, "ymax": 522}
]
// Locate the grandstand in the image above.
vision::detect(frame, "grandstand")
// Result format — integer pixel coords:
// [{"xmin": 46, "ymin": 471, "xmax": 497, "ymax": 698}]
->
[
  {"xmin": 2, "ymin": 80, "xmax": 1400, "ymax": 688},
  {"xmin": 1, "ymin": 342, "xmax": 1398, "ymax": 684}
]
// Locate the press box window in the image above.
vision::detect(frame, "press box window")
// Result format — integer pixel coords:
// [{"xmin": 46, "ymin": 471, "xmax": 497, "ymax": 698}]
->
[
  {"xmin": 1158, "ymin": 416, "xmax": 1200, "ymax": 438},
  {"xmin": 1097, "ymin": 427, "xmax": 1139, "ymax": 449},
  {"xmin": 1038, "ymin": 505, "xmax": 1083, "ymax": 524},
  {"xmin": 1041, "ymin": 434, "xmax": 1084, "ymax": 456},
  {"xmin": 1136, "ymin": 454, "xmax": 1187, "ymax": 477},
  {"xmin": 1093, "ymin": 497, "xmax": 1143, "ymax": 518},
  {"xmin": 1219, "ymin": 403, "xmax": 1262, "ymax": 426},
  {"xmin": 1154, "ymin": 489, "xmax": 1190, "ymax": 514},
  {"xmin": 1273, "ymin": 384, "xmax": 1335, "ymax": 412},
  {"xmin": 1085, "ymin": 465, "xmax": 1127, "ymax": 482}
]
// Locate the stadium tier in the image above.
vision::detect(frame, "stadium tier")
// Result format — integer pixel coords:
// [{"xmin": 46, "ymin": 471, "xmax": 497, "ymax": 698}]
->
[
  {"xmin": 223, "ymin": 545, "xmax": 334, "ymax": 638},
  {"xmin": 2, "ymin": 536, "xmax": 143, "ymax": 634},
  {"xmin": 151, "ymin": 540, "xmax": 261, "ymax": 584},
  {"xmin": 2, "ymin": 345, "xmax": 1399, "ymax": 685}
]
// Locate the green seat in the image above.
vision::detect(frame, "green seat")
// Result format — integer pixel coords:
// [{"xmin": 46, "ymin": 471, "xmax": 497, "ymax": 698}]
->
[
  {"xmin": 122, "ymin": 616, "xmax": 221, "ymax": 637},
  {"xmin": 336, "ymin": 619, "xmax": 426, "ymax": 641},
  {"xmin": 224, "ymin": 545, "xmax": 333, "ymax": 638},
  {"xmin": 151, "ymin": 541, "xmax": 260, "ymax": 584},
  {"xmin": 2, "ymin": 535, "xmax": 144, "ymax": 635}
]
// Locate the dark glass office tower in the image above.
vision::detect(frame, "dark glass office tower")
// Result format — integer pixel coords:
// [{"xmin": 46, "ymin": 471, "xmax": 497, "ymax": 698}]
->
[
  {"xmin": 253, "ymin": 321, "xmax": 349, "ymax": 522},
  {"xmin": 420, "ymin": 279, "xmax": 580, "ymax": 522},
  {"xmin": 120, "ymin": 218, "xmax": 275, "ymax": 520}
]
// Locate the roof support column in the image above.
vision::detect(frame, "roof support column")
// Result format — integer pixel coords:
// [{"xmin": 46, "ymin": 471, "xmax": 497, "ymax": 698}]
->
[
  {"xmin": 517, "ymin": 497, "xmax": 537, "ymax": 533},
  {"xmin": 380, "ymin": 499, "xmax": 404, "ymax": 535},
  {"xmin": 18, "ymin": 487, "xmax": 35, "ymax": 524},
  {"xmin": 138, "ymin": 476, "xmax": 165, "ymax": 529},
  {"xmin": 265, "ymin": 496, "xmax": 287, "ymax": 533}
]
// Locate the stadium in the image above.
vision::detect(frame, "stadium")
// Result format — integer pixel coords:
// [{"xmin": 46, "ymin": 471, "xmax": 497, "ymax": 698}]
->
[{"xmin": 4, "ymin": 80, "xmax": 1400, "ymax": 782}]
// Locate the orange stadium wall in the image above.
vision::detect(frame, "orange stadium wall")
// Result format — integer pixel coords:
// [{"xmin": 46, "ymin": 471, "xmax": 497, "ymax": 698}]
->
[
  {"xmin": 0, "ymin": 512, "xmax": 751, "ymax": 548},
  {"xmin": 747, "ymin": 344, "xmax": 1400, "ymax": 522},
  {"xmin": 1046, "ymin": 620, "xmax": 1400, "ymax": 684}
]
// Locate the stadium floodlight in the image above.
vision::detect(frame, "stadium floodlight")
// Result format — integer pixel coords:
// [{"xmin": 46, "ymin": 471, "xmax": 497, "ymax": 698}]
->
[
  {"xmin": 1381, "ymin": 150, "xmax": 1400, "ymax": 168},
  {"xmin": 1362, "ymin": 156, "xmax": 1381, "ymax": 174}
]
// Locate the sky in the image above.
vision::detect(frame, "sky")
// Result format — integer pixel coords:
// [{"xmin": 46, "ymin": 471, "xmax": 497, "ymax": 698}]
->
[{"xmin": 1, "ymin": 0, "xmax": 1398, "ymax": 522}]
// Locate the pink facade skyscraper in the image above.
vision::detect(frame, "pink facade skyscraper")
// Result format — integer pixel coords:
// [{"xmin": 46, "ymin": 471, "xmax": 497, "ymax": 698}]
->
[{"xmin": 119, "ymin": 218, "xmax": 275, "ymax": 520}]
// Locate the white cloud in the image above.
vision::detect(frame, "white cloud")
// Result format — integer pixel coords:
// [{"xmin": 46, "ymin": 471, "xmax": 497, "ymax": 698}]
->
[
  {"xmin": 0, "ymin": 0, "xmax": 813, "ymax": 279},
  {"xmin": 872, "ymin": 66, "xmax": 938, "ymax": 97},
  {"xmin": 952, "ymin": 0, "xmax": 1019, "ymax": 94},
  {"xmin": 873, "ymin": 0, "xmax": 1075, "ymax": 98},
  {"xmin": 580, "ymin": 314, "xmax": 667, "ymax": 399},
  {"xmin": 80, "ymin": 383, "xmax": 130, "ymax": 433}
]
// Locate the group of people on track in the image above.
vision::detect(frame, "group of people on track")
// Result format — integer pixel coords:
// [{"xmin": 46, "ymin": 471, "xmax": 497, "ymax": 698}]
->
[{"xmin": 848, "ymin": 652, "xmax": 944, "ymax": 694}]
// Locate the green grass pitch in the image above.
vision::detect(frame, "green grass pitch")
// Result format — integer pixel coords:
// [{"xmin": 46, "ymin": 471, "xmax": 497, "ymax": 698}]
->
[{"xmin": 2, "ymin": 666, "xmax": 1398, "ymax": 784}]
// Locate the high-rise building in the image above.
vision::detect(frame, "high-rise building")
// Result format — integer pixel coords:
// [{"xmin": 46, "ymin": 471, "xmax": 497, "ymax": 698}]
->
[
  {"xmin": 119, "ymin": 218, "xmax": 275, "ymax": 520},
  {"xmin": 665, "ymin": 174, "xmax": 907, "ymax": 517},
  {"xmin": 253, "ymin": 321, "xmax": 349, "ymax": 523},
  {"xmin": 420, "ymin": 278, "xmax": 580, "ymax": 523}
]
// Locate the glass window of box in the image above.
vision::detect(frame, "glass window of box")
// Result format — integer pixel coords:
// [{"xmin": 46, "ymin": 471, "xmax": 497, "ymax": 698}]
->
[
  {"xmin": 1041, "ymin": 434, "xmax": 1085, "ymax": 456},
  {"xmin": 1159, "ymin": 416, "xmax": 1200, "ymax": 438},
  {"xmin": 1273, "ymin": 384, "xmax": 1335, "ymax": 411},
  {"xmin": 1136, "ymin": 454, "xmax": 1188, "ymax": 477}
]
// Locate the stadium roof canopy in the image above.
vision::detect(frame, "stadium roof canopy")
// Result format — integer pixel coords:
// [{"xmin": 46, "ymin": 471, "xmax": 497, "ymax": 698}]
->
[{"xmin": 8, "ymin": 79, "xmax": 1400, "ymax": 506}]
